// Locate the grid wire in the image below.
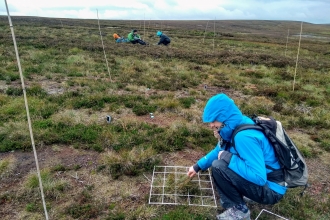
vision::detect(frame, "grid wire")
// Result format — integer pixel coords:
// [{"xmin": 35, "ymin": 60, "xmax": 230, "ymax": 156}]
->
[{"xmin": 255, "ymin": 209, "xmax": 289, "ymax": 220}]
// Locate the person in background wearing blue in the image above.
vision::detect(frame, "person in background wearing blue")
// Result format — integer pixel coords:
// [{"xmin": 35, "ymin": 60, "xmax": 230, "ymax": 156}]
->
[
  {"xmin": 156, "ymin": 31, "xmax": 171, "ymax": 46},
  {"xmin": 187, "ymin": 93, "xmax": 287, "ymax": 220},
  {"xmin": 113, "ymin": 33, "xmax": 128, "ymax": 43}
]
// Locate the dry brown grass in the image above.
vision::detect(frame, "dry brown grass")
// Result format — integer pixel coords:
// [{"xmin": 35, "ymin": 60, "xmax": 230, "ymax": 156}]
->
[
  {"xmin": 51, "ymin": 109, "xmax": 105, "ymax": 125},
  {"xmin": 0, "ymin": 154, "xmax": 17, "ymax": 178}
]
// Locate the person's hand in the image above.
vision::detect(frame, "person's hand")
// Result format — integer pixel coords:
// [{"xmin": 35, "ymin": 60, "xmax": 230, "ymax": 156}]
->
[
  {"xmin": 213, "ymin": 130, "xmax": 220, "ymax": 140},
  {"xmin": 187, "ymin": 166, "xmax": 197, "ymax": 178},
  {"xmin": 218, "ymin": 151, "xmax": 224, "ymax": 160}
]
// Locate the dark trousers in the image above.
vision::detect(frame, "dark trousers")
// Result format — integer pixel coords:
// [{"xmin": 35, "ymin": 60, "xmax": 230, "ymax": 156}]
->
[
  {"xmin": 211, "ymin": 160, "xmax": 283, "ymax": 209},
  {"xmin": 130, "ymin": 39, "xmax": 146, "ymax": 45},
  {"xmin": 162, "ymin": 39, "xmax": 170, "ymax": 45}
]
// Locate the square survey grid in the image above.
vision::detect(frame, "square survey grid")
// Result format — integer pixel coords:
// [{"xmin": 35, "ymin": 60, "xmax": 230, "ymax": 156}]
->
[{"xmin": 149, "ymin": 166, "xmax": 217, "ymax": 207}]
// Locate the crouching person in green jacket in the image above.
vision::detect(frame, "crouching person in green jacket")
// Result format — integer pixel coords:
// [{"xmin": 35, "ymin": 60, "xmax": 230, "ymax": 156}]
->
[{"xmin": 127, "ymin": 29, "xmax": 147, "ymax": 45}]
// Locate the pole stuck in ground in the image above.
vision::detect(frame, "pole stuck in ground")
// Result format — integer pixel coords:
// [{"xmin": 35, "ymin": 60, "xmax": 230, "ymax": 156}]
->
[
  {"xmin": 293, "ymin": 22, "xmax": 303, "ymax": 91},
  {"xmin": 203, "ymin": 20, "xmax": 209, "ymax": 43},
  {"xmin": 143, "ymin": 13, "xmax": 146, "ymax": 40},
  {"xmin": 96, "ymin": 9, "xmax": 112, "ymax": 81},
  {"xmin": 285, "ymin": 29, "xmax": 290, "ymax": 56},
  {"xmin": 213, "ymin": 17, "xmax": 216, "ymax": 52},
  {"xmin": 4, "ymin": 0, "xmax": 49, "ymax": 219}
]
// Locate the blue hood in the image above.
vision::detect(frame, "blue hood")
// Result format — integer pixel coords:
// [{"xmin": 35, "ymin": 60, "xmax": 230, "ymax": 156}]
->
[
  {"xmin": 202, "ymin": 93, "xmax": 244, "ymax": 141},
  {"xmin": 156, "ymin": 31, "xmax": 162, "ymax": 37}
]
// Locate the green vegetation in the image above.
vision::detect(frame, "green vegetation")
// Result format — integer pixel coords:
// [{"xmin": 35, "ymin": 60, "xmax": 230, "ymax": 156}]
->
[
  {"xmin": 0, "ymin": 16, "xmax": 330, "ymax": 219},
  {"xmin": 0, "ymin": 159, "xmax": 10, "ymax": 175}
]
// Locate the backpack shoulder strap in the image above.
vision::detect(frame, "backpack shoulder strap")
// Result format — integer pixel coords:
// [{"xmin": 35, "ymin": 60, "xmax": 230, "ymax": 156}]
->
[{"xmin": 231, "ymin": 124, "xmax": 263, "ymax": 157}]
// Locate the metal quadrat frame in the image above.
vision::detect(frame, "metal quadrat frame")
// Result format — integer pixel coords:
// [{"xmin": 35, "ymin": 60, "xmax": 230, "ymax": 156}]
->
[{"xmin": 149, "ymin": 166, "xmax": 217, "ymax": 207}]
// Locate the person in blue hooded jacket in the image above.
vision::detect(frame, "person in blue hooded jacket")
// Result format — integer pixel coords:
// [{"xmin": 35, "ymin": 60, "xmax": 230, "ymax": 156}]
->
[
  {"xmin": 156, "ymin": 31, "xmax": 171, "ymax": 45},
  {"xmin": 187, "ymin": 93, "xmax": 287, "ymax": 220}
]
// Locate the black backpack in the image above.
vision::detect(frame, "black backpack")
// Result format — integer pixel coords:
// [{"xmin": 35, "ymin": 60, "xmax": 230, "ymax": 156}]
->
[{"xmin": 231, "ymin": 115, "xmax": 308, "ymax": 191}]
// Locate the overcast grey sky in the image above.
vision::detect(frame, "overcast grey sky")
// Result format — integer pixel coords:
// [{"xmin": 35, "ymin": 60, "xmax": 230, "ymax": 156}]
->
[{"xmin": 1, "ymin": 0, "xmax": 329, "ymax": 24}]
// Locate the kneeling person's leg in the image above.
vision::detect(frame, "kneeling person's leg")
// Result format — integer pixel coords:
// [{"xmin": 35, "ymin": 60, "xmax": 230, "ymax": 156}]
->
[
  {"xmin": 163, "ymin": 40, "xmax": 170, "ymax": 46},
  {"xmin": 212, "ymin": 160, "xmax": 245, "ymax": 208},
  {"xmin": 212, "ymin": 159, "xmax": 283, "ymax": 208}
]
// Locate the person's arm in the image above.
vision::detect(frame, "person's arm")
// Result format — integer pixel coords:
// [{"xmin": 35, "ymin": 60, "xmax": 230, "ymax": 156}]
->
[
  {"xmin": 187, "ymin": 129, "xmax": 223, "ymax": 177},
  {"xmin": 197, "ymin": 145, "xmax": 221, "ymax": 169},
  {"xmin": 187, "ymin": 145, "xmax": 221, "ymax": 177},
  {"xmin": 226, "ymin": 130, "xmax": 268, "ymax": 186}
]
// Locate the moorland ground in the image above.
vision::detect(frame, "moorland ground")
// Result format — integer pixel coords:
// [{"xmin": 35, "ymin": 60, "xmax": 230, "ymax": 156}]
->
[{"xmin": 1, "ymin": 16, "xmax": 330, "ymax": 219}]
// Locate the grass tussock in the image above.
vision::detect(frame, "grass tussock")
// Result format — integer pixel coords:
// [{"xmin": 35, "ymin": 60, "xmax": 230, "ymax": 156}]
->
[
  {"xmin": 0, "ymin": 155, "xmax": 16, "ymax": 178},
  {"xmin": 24, "ymin": 169, "xmax": 70, "ymax": 200},
  {"xmin": 100, "ymin": 147, "xmax": 159, "ymax": 179}
]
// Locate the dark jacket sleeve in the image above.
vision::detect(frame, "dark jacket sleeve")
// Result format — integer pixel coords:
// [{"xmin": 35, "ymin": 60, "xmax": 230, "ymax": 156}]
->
[{"xmin": 193, "ymin": 164, "xmax": 201, "ymax": 172}]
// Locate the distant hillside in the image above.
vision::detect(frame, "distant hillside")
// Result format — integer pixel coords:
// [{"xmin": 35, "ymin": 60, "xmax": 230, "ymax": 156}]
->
[{"xmin": 1, "ymin": 16, "xmax": 329, "ymax": 37}]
